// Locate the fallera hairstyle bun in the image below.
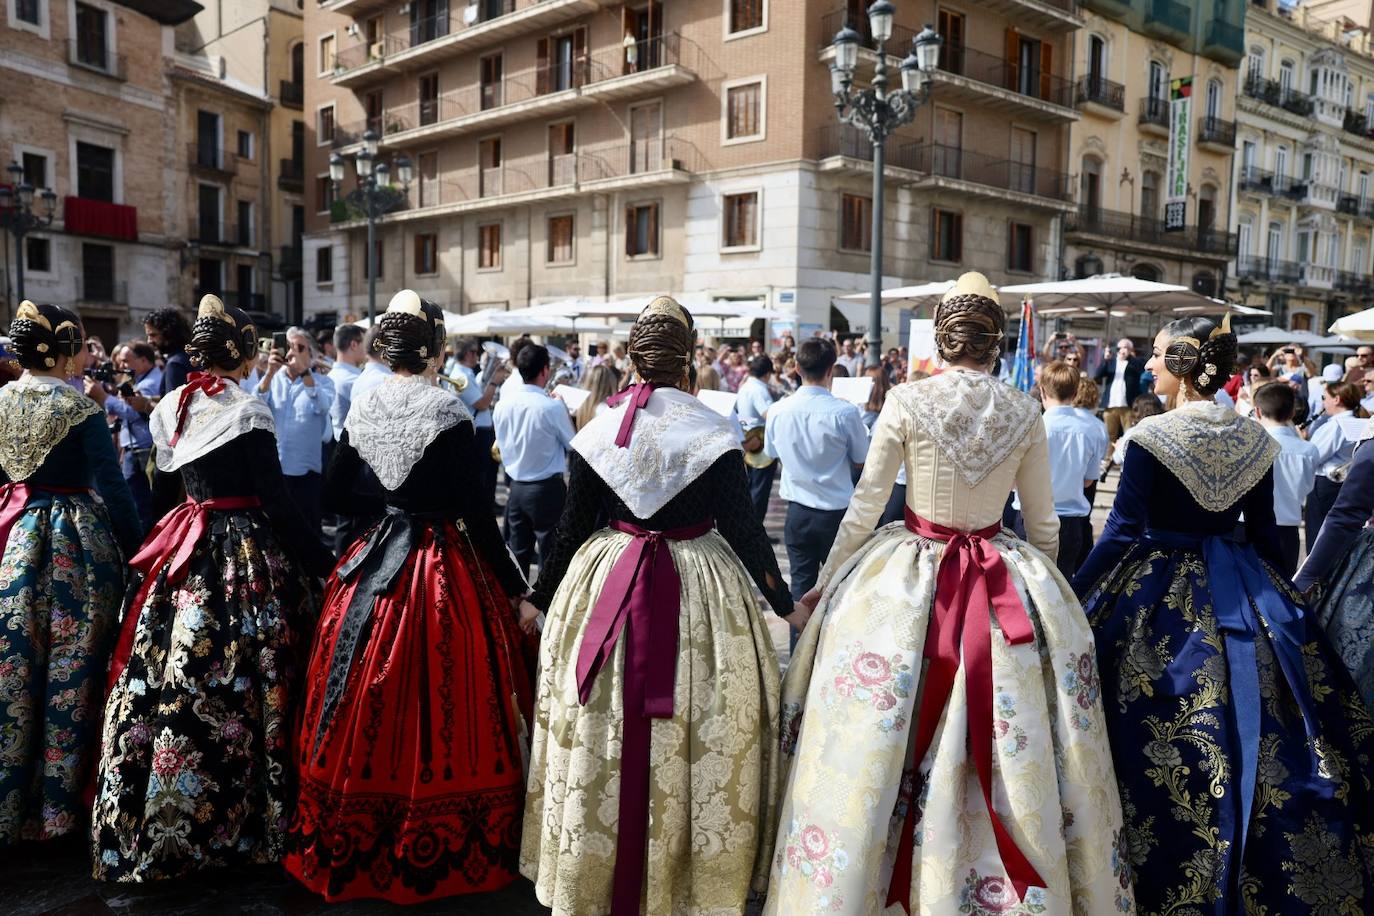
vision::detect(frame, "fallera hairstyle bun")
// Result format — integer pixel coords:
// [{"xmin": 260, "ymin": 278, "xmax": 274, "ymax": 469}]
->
[
  {"xmin": 1160, "ymin": 313, "xmax": 1237, "ymax": 397},
  {"xmin": 628, "ymin": 296, "xmax": 695, "ymax": 386},
  {"xmin": 9, "ymin": 300, "xmax": 84, "ymax": 372},
  {"xmin": 187, "ymin": 294, "xmax": 258, "ymax": 371},
  {"xmin": 934, "ymin": 272, "xmax": 1005, "ymax": 366},
  {"xmin": 377, "ymin": 289, "xmax": 445, "ymax": 373}
]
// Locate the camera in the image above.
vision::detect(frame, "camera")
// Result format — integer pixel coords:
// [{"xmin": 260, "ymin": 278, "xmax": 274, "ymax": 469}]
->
[{"xmin": 83, "ymin": 360, "xmax": 118, "ymax": 385}]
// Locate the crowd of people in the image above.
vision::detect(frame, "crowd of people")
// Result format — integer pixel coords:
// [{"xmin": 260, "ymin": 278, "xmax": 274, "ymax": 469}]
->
[{"xmin": 2, "ymin": 275, "xmax": 1374, "ymax": 916}]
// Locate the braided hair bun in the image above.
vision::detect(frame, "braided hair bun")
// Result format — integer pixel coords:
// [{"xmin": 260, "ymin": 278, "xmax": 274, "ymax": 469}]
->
[
  {"xmin": 9, "ymin": 300, "xmax": 84, "ymax": 372},
  {"xmin": 187, "ymin": 294, "xmax": 257, "ymax": 371},
  {"xmin": 377, "ymin": 289, "xmax": 445, "ymax": 373},
  {"xmin": 628, "ymin": 296, "xmax": 695, "ymax": 386},
  {"xmin": 934, "ymin": 273, "xmax": 1005, "ymax": 366},
  {"xmin": 1161, "ymin": 314, "xmax": 1237, "ymax": 397}
]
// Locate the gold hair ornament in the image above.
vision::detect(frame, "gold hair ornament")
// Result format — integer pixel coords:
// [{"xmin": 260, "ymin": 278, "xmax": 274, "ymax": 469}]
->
[
  {"xmin": 640, "ymin": 295, "xmax": 689, "ymax": 327},
  {"xmin": 198, "ymin": 293, "xmax": 234, "ymax": 326},
  {"xmin": 386, "ymin": 289, "xmax": 424, "ymax": 317},
  {"xmin": 15, "ymin": 300, "xmax": 50, "ymax": 330}
]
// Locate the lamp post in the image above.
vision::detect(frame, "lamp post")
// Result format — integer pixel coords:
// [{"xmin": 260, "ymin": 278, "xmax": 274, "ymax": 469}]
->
[
  {"xmin": 830, "ymin": 4, "xmax": 940, "ymax": 367},
  {"xmin": 329, "ymin": 130, "xmax": 413, "ymax": 324},
  {"xmin": 0, "ymin": 161, "xmax": 57, "ymax": 306}
]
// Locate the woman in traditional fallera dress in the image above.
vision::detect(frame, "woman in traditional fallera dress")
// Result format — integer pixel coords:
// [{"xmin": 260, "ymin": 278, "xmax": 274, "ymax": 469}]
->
[
  {"xmin": 284, "ymin": 291, "xmax": 533, "ymax": 904},
  {"xmin": 519, "ymin": 297, "xmax": 802, "ymax": 916},
  {"xmin": 93, "ymin": 295, "xmax": 334, "ymax": 881},
  {"xmin": 1074, "ymin": 315, "xmax": 1374, "ymax": 914},
  {"xmin": 768, "ymin": 274, "xmax": 1131, "ymax": 916},
  {"xmin": 0, "ymin": 301, "xmax": 140, "ymax": 847}
]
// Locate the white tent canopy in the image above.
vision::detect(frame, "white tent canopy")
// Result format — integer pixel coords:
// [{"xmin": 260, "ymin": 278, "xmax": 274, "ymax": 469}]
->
[
  {"xmin": 1236, "ymin": 327, "xmax": 1329, "ymax": 346},
  {"xmin": 835, "ymin": 280, "xmax": 965, "ymax": 308},
  {"xmin": 1330, "ymin": 307, "xmax": 1374, "ymax": 341},
  {"xmin": 1000, "ymin": 275, "xmax": 1219, "ymax": 339}
]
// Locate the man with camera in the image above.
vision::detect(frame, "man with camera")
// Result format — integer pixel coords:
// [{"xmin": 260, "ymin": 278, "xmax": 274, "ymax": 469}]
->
[
  {"xmin": 1094, "ymin": 337, "xmax": 1146, "ymax": 452},
  {"xmin": 257, "ymin": 326, "xmax": 334, "ymax": 534},
  {"xmin": 83, "ymin": 341, "xmax": 162, "ymax": 533}
]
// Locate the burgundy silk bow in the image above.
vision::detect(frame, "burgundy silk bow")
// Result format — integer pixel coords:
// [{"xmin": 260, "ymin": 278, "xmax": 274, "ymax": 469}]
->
[
  {"xmin": 168, "ymin": 372, "xmax": 227, "ymax": 446},
  {"xmin": 0, "ymin": 483, "xmax": 89, "ymax": 552},
  {"xmin": 575, "ymin": 517, "xmax": 713, "ymax": 916},
  {"xmin": 605, "ymin": 382, "xmax": 663, "ymax": 449},
  {"xmin": 886, "ymin": 509, "xmax": 1045, "ymax": 912}
]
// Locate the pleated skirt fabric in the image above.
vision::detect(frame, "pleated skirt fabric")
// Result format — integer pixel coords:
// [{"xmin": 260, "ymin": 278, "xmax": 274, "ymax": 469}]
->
[{"xmin": 1310, "ymin": 526, "xmax": 1374, "ymax": 714}]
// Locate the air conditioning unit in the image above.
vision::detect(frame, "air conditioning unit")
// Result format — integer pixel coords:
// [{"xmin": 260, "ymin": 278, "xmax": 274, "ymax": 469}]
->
[
  {"xmin": 345, "ymin": 22, "xmax": 359, "ymax": 36},
  {"xmin": 463, "ymin": 4, "xmax": 478, "ymax": 24},
  {"xmin": 369, "ymin": 41, "xmax": 386, "ymax": 60}
]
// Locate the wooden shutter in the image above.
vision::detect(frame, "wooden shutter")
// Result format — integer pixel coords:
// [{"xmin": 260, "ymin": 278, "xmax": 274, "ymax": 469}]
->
[
  {"xmin": 536, "ymin": 38, "xmax": 549, "ymax": 95},
  {"xmin": 573, "ymin": 28, "xmax": 587, "ymax": 88},
  {"xmin": 625, "ymin": 206, "xmax": 635, "ymax": 255},
  {"xmin": 1040, "ymin": 41, "xmax": 1053, "ymax": 102},
  {"xmin": 622, "ymin": 7, "xmax": 633, "ymax": 75},
  {"xmin": 1005, "ymin": 29, "xmax": 1019, "ymax": 92},
  {"xmin": 952, "ymin": 213, "xmax": 963, "ymax": 262},
  {"xmin": 414, "ymin": 235, "xmax": 424, "ymax": 274},
  {"xmin": 648, "ymin": 204, "xmax": 659, "ymax": 254}
]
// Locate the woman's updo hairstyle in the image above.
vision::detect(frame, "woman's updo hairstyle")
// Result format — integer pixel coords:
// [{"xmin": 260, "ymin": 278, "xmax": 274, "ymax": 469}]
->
[
  {"xmin": 628, "ymin": 295, "xmax": 695, "ymax": 386},
  {"xmin": 187, "ymin": 294, "xmax": 257, "ymax": 371},
  {"xmin": 934, "ymin": 272, "xmax": 1005, "ymax": 366},
  {"xmin": 9, "ymin": 300, "xmax": 84, "ymax": 372},
  {"xmin": 377, "ymin": 288, "xmax": 445, "ymax": 373},
  {"xmin": 1160, "ymin": 313, "xmax": 1237, "ymax": 397}
]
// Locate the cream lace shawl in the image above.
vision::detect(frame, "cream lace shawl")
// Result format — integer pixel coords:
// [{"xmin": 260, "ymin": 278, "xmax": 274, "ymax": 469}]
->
[{"xmin": 344, "ymin": 375, "xmax": 472, "ymax": 490}]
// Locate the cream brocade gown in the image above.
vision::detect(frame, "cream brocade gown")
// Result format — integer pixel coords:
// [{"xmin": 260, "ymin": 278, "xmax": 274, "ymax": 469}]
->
[{"xmin": 767, "ymin": 370, "xmax": 1134, "ymax": 916}]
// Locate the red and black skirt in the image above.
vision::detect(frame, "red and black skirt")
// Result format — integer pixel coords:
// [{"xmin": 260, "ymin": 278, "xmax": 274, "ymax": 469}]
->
[{"xmin": 284, "ymin": 511, "xmax": 532, "ymax": 904}]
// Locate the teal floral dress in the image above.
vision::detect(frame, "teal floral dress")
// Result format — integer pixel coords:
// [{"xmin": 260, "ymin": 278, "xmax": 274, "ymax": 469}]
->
[{"xmin": 0, "ymin": 374, "xmax": 139, "ymax": 846}]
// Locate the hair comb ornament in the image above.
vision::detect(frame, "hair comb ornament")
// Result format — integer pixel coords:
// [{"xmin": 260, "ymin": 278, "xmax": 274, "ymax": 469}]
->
[
  {"xmin": 1209, "ymin": 312, "xmax": 1233, "ymax": 339},
  {"xmin": 15, "ymin": 300, "xmax": 50, "ymax": 330},
  {"xmin": 942, "ymin": 272, "xmax": 1000, "ymax": 306},
  {"xmin": 641, "ymin": 295, "xmax": 690, "ymax": 328},
  {"xmin": 198, "ymin": 293, "xmax": 234, "ymax": 326},
  {"xmin": 386, "ymin": 289, "xmax": 424, "ymax": 317}
]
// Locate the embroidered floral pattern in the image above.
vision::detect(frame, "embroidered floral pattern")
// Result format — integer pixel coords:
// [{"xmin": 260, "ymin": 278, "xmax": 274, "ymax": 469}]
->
[
  {"xmin": 344, "ymin": 376, "xmax": 471, "ymax": 490},
  {"xmin": 0, "ymin": 376, "xmax": 101, "ymax": 481},
  {"xmin": 778, "ymin": 820, "xmax": 848, "ymax": 913},
  {"xmin": 1126, "ymin": 401, "xmax": 1280, "ymax": 513},
  {"xmin": 893, "ymin": 371, "xmax": 1041, "ymax": 488},
  {"xmin": 823, "ymin": 642, "xmax": 913, "ymax": 732},
  {"xmin": 1062, "ymin": 652, "xmax": 1101, "ymax": 731},
  {"xmin": 993, "ymin": 691, "xmax": 1029, "ymax": 756},
  {"xmin": 958, "ymin": 869, "xmax": 1048, "ymax": 915}
]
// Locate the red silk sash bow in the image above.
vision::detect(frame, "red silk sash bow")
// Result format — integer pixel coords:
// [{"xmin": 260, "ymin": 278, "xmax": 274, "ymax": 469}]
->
[
  {"xmin": 168, "ymin": 372, "xmax": 227, "ymax": 446},
  {"xmin": 886, "ymin": 509, "xmax": 1045, "ymax": 912},
  {"xmin": 605, "ymin": 382, "xmax": 662, "ymax": 449},
  {"xmin": 0, "ymin": 483, "xmax": 89, "ymax": 552},
  {"xmin": 574, "ymin": 517, "xmax": 713, "ymax": 916},
  {"xmin": 106, "ymin": 496, "xmax": 262, "ymax": 693}
]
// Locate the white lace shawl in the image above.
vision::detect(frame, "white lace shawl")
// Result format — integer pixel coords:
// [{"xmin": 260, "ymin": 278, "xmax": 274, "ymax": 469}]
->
[
  {"xmin": 1126, "ymin": 400, "xmax": 1280, "ymax": 512},
  {"xmin": 0, "ymin": 375, "xmax": 102, "ymax": 481},
  {"xmin": 151, "ymin": 380, "xmax": 274, "ymax": 473},
  {"xmin": 344, "ymin": 375, "xmax": 472, "ymax": 490},
  {"xmin": 572, "ymin": 386, "xmax": 741, "ymax": 519},
  {"xmin": 891, "ymin": 369, "xmax": 1042, "ymax": 488}
]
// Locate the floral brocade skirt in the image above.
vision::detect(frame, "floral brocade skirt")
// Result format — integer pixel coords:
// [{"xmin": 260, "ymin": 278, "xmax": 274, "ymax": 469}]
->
[
  {"xmin": 0, "ymin": 491, "xmax": 125, "ymax": 847},
  {"xmin": 1083, "ymin": 536, "xmax": 1374, "ymax": 915},
  {"xmin": 766, "ymin": 524, "xmax": 1131, "ymax": 916},
  {"xmin": 92, "ymin": 509, "xmax": 318, "ymax": 881},
  {"xmin": 284, "ymin": 520, "xmax": 531, "ymax": 904},
  {"xmin": 1310, "ymin": 526, "xmax": 1374, "ymax": 714},
  {"xmin": 520, "ymin": 527, "xmax": 782, "ymax": 916}
]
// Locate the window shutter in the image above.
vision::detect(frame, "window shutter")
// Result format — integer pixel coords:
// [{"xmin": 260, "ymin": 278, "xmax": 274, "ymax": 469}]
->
[
  {"xmin": 953, "ymin": 213, "xmax": 963, "ymax": 262},
  {"xmin": 621, "ymin": 7, "xmax": 632, "ymax": 75},
  {"xmin": 1007, "ymin": 222, "xmax": 1015, "ymax": 270},
  {"xmin": 1004, "ymin": 29, "xmax": 1019, "ymax": 92},
  {"xmin": 649, "ymin": 204, "xmax": 659, "ymax": 254},
  {"xmin": 625, "ymin": 207, "xmax": 635, "ymax": 255},
  {"xmin": 435, "ymin": 0, "xmax": 449, "ymax": 38},
  {"xmin": 1040, "ymin": 41, "xmax": 1053, "ymax": 102},
  {"xmin": 574, "ymin": 28, "xmax": 587, "ymax": 88},
  {"xmin": 536, "ymin": 38, "xmax": 549, "ymax": 95},
  {"xmin": 930, "ymin": 209, "xmax": 939, "ymax": 260}
]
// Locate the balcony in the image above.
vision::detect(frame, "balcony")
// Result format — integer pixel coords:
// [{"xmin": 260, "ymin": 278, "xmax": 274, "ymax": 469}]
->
[
  {"xmin": 818, "ymin": 10, "xmax": 916, "ymax": 55},
  {"xmin": 1075, "ymin": 76, "xmax": 1125, "ymax": 117},
  {"xmin": 1080, "ymin": 0, "xmax": 1133, "ymax": 14},
  {"xmin": 189, "ymin": 143, "xmax": 238, "ymax": 177},
  {"xmin": 1339, "ymin": 193, "xmax": 1362, "ymax": 216},
  {"xmin": 351, "ymin": 36, "xmax": 697, "ymax": 153},
  {"xmin": 903, "ymin": 142, "xmax": 1074, "ymax": 208},
  {"xmin": 1202, "ymin": 19, "xmax": 1245, "ymax": 65},
  {"xmin": 278, "ymin": 157, "xmax": 304, "ymax": 192},
  {"xmin": 1065, "ymin": 205, "xmax": 1238, "ymax": 257},
  {"xmin": 63, "ymin": 197, "xmax": 137, "ymax": 241},
  {"xmin": 1197, "ymin": 116, "xmax": 1236, "ymax": 151},
  {"xmin": 1343, "ymin": 110, "xmax": 1374, "ymax": 141},
  {"xmin": 817, "ymin": 124, "xmax": 924, "ymax": 176},
  {"xmin": 1298, "ymin": 264, "xmax": 1335, "ymax": 290},
  {"xmin": 930, "ymin": 44, "xmax": 1077, "ymax": 122},
  {"xmin": 1237, "ymin": 166, "xmax": 1301, "ymax": 198},
  {"xmin": 330, "ymin": 0, "xmax": 602, "ymax": 89},
  {"xmin": 948, "ymin": 0, "xmax": 1081, "ymax": 30},
  {"xmin": 66, "ymin": 38, "xmax": 126, "ymax": 81},
  {"xmin": 279, "ymin": 246, "xmax": 303, "ymax": 279},
  {"xmin": 1143, "ymin": 0, "xmax": 1190, "ymax": 42},
  {"xmin": 1236, "ymin": 256, "xmax": 1301, "ymax": 284},
  {"xmin": 1337, "ymin": 270, "xmax": 1374, "ymax": 296},
  {"xmin": 76, "ymin": 278, "xmax": 128, "ymax": 305},
  {"xmin": 1243, "ymin": 75, "xmax": 1314, "ymax": 117},
  {"xmin": 1138, "ymin": 96, "xmax": 1169, "ymax": 135},
  {"xmin": 279, "ymin": 79, "xmax": 303, "ymax": 109},
  {"xmin": 189, "ymin": 218, "xmax": 241, "ymax": 247}
]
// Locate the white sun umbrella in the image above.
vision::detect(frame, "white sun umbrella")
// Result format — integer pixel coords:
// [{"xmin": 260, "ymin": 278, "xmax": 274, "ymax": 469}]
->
[
  {"xmin": 1174, "ymin": 300, "xmax": 1271, "ymax": 317},
  {"xmin": 1329, "ymin": 307, "xmax": 1374, "ymax": 341},
  {"xmin": 999, "ymin": 275, "xmax": 1213, "ymax": 340},
  {"xmin": 356, "ymin": 308, "xmax": 472, "ymax": 333},
  {"xmin": 1236, "ymin": 327, "xmax": 1328, "ymax": 346},
  {"xmin": 836, "ymin": 280, "xmax": 964, "ymax": 308}
]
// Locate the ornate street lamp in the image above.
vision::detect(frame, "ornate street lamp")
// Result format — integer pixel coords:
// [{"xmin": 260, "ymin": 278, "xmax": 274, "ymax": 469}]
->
[
  {"xmin": 329, "ymin": 129, "xmax": 413, "ymax": 324},
  {"xmin": 0, "ymin": 161, "xmax": 57, "ymax": 307},
  {"xmin": 831, "ymin": 7, "xmax": 940, "ymax": 366}
]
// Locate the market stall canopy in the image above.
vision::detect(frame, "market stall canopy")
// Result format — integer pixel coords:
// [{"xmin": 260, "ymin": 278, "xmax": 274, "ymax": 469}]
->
[{"xmin": 1329, "ymin": 307, "xmax": 1374, "ymax": 341}]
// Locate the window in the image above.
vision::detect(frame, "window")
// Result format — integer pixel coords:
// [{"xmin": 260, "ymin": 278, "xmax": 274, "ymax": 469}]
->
[
  {"xmin": 1141, "ymin": 171, "xmax": 1160, "ymax": 220},
  {"xmin": 480, "ymin": 54, "xmax": 503, "ymax": 109},
  {"xmin": 1361, "ymin": 171, "xmax": 1370, "ymax": 204},
  {"xmin": 479, "ymin": 137, "xmax": 501, "ymax": 196},
  {"xmin": 20, "ymin": 152, "xmax": 47, "ymax": 190},
  {"xmin": 1275, "ymin": 145, "xmax": 1289, "ymax": 179},
  {"xmin": 625, "ymin": 202, "xmax": 659, "ymax": 257},
  {"xmin": 76, "ymin": 142, "xmax": 114, "ymax": 201},
  {"xmin": 938, "ymin": 9, "xmax": 965, "ymax": 73},
  {"xmin": 722, "ymin": 191, "xmax": 759, "ymax": 249},
  {"xmin": 364, "ymin": 238, "xmax": 384, "ymax": 279},
  {"xmin": 724, "ymin": 79, "xmax": 764, "ymax": 142},
  {"xmin": 1192, "ymin": 271, "xmax": 1216, "ymax": 297},
  {"xmin": 1007, "ymin": 222, "xmax": 1033, "ymax": 272},
  {"xmin": 537, "ymin": 28, "xmax": 587, "ymax": 94},
  {"xmin": 318, "ymin": 105, "xmax": 335, "ymax": 144},
  {"xmin": 728, "ymin": 0, "xmax": 764, "ymax": 35},
  {"xmin": 364, "ymin": 89, "xmax": 383, "ymax": 136},
  {"xmin": 1238, "ymin": 219, "xmax": 1252, "ymax": 259},
  {"xmin": 199, "ymin": 257, "xmax": 223, "ymax": 295},
  {"xmin": 1279, "ymin": 58, "xmax": 1294, "ymax": 93},
  {"xmin": 319, "ymin": 33, "xmax": 336, "ymax": 74},
  {"xmin": 1205, "ymin": 78, "xmax": 1222, "ymax": 120},
  {"xmin": 547, "ymin": 213, "xmax": 574, "ymax": 264},
  {"xmin": 82, "ymin": 243, "xmax": 114, "ymax": 302},
  {"xmin": 316, "ymin": 246, "xmax": 332, "ymax": 284},
  {"xmin": 839, "ymin": 193, "xmax": 871, "ymax": 252},
  {"xmin": 25, "ymin": 236, "xmax": 50, "ymax": 273},
  {"xmin": 479, "ymin": 222, "xmax": 501, "ymax": 269},
  {"xmin": 414, "ymin": 232, "xmax": 438, "ymax": 274},
  {"xmin": 198, "ymin": 184, "xmax": 222, "ymax": 241},
  {"xmin": 15, "ymin": 0, "xmax": 42, "ymax": 28},
  {"xmin": 237, "ymin": 264, "xmax": 255, "ymax": 305},
  {"xmin": 548, "ymin": 122, "xmax": 575, "ymax": 186},
  {"xmin": 417, "ymin": 151, "xmax": 438, "ymax": 208},
  {"xmin": 419, "ymin": 72, "xmax": 439, "ymax": 125},
  {"xmin": 1087, "ymin": 34, "xmax": 1106, "ymax": 84},
  {"xmin": 1080, "ymin": 156, "xmax": 1102, "ymax": 213},
  {"xmin": 1131, "ymin": 262, "xmax": 1160, "ymax": 282},
  {"xmin": 237, "ymin": 130, "xmax": 253, "ymax": 159},
  {"xmin": 1267, "ymin": 221, "xmax": 1283, "ymax": 261},
  {"xmin": 74, "ymin": 2, "xmax": 108, "ymax": 70},
  {"xmin": 931, "ymin": 208, "xmax": 962, "ymax": 262},
  {"xmin": 1014, "ymin": 33, "xmax": 1044, "ymax": 99},
  {"xmin": 315, "ymin": 174, "xmax": 334, "ymax": 214},
  {"xmin": 237, "ymin": 200, "xmax": 253, "ymax": 247},
  {"xmin": 1247, "ymin": 46, "xmax": 1264, "ymax": 82}
]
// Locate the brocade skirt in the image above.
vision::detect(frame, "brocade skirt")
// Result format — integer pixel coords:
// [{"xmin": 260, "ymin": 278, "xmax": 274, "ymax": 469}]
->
[{"xmin": 1309, "ymin": 526, "xmax": 1374, "ymax": 714}]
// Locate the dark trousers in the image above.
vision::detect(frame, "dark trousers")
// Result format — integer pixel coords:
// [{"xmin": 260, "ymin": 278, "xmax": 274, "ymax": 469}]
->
[
  {"xmin": 1056, "ymin": 514, "xmax": 1086, "ymax": 580},
  {"xmin": 878, "ymin": 483, "xmax": 906, "ymax": 527},
  {"xmin": 505, "ymin": 475, "xmax": 567, "ymax": 580},
  {"xmin": 1276, "ymin": 525, "xmax": 1301, "ymax": 579},
  {"xmin": 474, "ymin": 426, "xmax": 500, "ymax": 513},
  {"xmin": 1076, "ymin": 516, "xmax": 1094, "ymax": 571},
  {"xmin": 784, "ymin": 502, "xmax": 848, "ymax": 602},
  {"xmin": 122, "ymin": 448, "xmax": 154, "ymax": 536},
  {"xmin": 746, "ymin": 462, "xmax": 777, "ymax": 525},
  {"xmin": 284, "ymin": 471, "xmax": 323, "ymax": 537},
  {"xmin": 1305, "ymin": 475, "xmax": 1343, "ymax": 554}
]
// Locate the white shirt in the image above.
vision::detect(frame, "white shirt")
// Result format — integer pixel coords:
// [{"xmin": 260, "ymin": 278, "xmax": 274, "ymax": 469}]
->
[
  {"xmin": 1107, "ymin": 357, "xmax": 1129, "ymax": 409},
  {"xmin": 764, "ymin": 385, "xmax": 870, "ymax": 511},
  {"xmin": 1265, "ymin": 425, "xmax": 1319, "ymax": 527},
  {"xmin": 326, "ymin": 360, "xmax": 362, "ymax": 439},
  {"xmin": 348, "ymin": 361, "xmax": 394, "ymax": 415},
  {"xmin": 734, "ymin": 376, "xmax": 773, "ymax": 431},
  {"xmin": 1310, "ymin": 409, "xmax": 1361, "ymax": 477},
  {"xmin": 492, "ymin": 383, "xmax": 575, "ymax": 482}
]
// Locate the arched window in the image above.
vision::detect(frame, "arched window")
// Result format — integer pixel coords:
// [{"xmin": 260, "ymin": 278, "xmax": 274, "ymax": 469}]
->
[
  {"xmin": 1198, "ymin": 183, "xmax": 1217, "ymax": 230},
  {"xmin": 1206, "ymin": 78, "xmax": 1222, "ymax": 120},
  {"xmin": 1247, "ymin": 45, "xmax": 1265, "ymax": 83},
  {"xmin": 1141, "ymin": 170, "xmax": 1160, "ymax": 220},
  {"xmin": 1279, "ymin": 58, "xmax": 1295, "ymax": 93},
  {"xmin": 1148, "ymin": 60, "xmax": 1166, "ymax": 100},
  {"xmin": 1131, "ymin": 263, "xmax": 1161, "ymax": 282},
  {"xmin": 1081, "ymin": 156, "xmax": 1103, "ymax": 214},
  {"xmin": 1266, "ymin": 220, "xmax": 1283, "ymax": 262},
  {"xmin": 1088, "ymin": 35, "xmax": 1107, "ymax": 84}
]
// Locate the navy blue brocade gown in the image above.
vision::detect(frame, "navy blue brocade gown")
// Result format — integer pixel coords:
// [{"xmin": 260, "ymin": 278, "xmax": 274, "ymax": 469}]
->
[{"xmin": 1073, "ymin": 401, "xmax": 1374, "ymax": 915}]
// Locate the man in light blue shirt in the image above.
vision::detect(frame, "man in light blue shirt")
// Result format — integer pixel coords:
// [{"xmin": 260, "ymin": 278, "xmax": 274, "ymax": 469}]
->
[
  {"xmin": 450, "ymin": 336, "xmax": 510, "ymax": 513},
  {"xmin": 493, "ymin": 344, "xmax": 575, "ymax": 578},
  {"xmin": 765, "ymin": 338, "xmax": 868, "ymax": 603},
  {"xmin": 1307, "ymin": 381, "xmax": 1363, "ymax": 551},
  {"xmin": 735, "ymin": 355, "xmax": 777, "ymax": 524},
  {"xmin": 348, "ymin": 326, "xmax": 393, "ymax": 413},
  {"xmin": 1255, "ymin": 381, "xmax": 1318, "ymax": 577},
  {"xmin": 327, "ymin": 324, "xmax": 366, "ymax": 440},
  {"xmin": 1038, "ymin": 362, "xmax": 1108, "ymax": 578},
  {"xmin": 86, "ymin": 341, "xmax": 162, "ymax": 533},
  {"xmin": 257, "ymin": 326, "xmax": 334, "ymax": 534}
]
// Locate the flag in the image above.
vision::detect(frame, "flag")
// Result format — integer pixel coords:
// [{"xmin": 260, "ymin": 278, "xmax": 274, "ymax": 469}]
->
[{"xmin": 1010, "ymin": 296, "xmax": 1036, "ymax": 392}]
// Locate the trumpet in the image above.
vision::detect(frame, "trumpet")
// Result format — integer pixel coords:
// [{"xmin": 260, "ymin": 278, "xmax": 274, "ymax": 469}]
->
[{"xmin": 437, "ymin": 371, "xmax": 469, "ymax": 392}]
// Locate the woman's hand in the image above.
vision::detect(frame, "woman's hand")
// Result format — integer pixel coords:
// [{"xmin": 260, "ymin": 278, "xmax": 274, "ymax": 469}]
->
[
  {"xmin": 798, "ymin": 588, "xmax": 822, "ymax": 612},
  {"xmin": 784, "ymin": 603, "xmax": 812, "ymax": 633},
  {"xmin": 517, "ymin": 599, "xmax": 542, "ymax": 635}
]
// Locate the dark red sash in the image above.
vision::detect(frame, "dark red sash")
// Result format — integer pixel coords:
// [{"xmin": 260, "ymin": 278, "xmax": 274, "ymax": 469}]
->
[
  {"xmin": 0, "ymin": 483, "xmax": 89, "ymax": 550},
  {"xmin": 886, "ymin": 509, "xmax": 1045, "ymax": 912},
  {"xmin": 574, "ymin": 517, "xmax": 713, "ymax": 916}
]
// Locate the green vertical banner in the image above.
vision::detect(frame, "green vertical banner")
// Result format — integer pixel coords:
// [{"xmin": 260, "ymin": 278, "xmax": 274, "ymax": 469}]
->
[{"xmin": 1165, "ymin": 76, "xmax": 1193, "ymax": 232}]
